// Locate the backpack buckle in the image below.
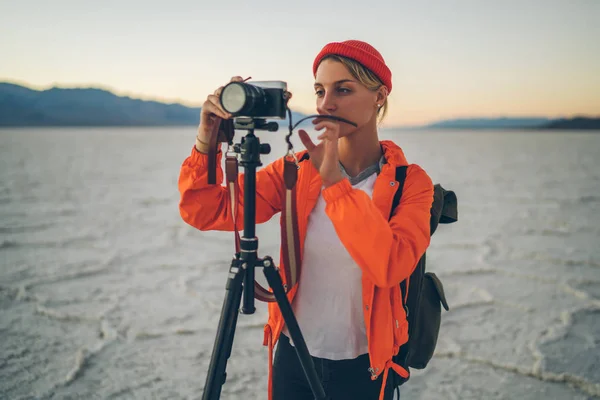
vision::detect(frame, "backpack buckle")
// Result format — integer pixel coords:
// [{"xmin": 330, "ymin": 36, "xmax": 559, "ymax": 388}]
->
[{"xmin": 367, "ymin": 367, "xmax": 379, "ymax": 379}]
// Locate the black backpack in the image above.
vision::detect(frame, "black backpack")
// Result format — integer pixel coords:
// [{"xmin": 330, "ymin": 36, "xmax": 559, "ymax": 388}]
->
[{"xmin": 389, "ymin": 166, "xmax": 458, "ymax": 387}]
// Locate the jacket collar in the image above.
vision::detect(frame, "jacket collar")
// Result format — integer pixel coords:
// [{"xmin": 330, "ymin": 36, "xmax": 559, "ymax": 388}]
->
[{"xmin": 380, "ymin": 140, "xmax": 408, "ymax": 167}]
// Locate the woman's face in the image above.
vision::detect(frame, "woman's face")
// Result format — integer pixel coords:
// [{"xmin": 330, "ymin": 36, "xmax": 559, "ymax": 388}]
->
[{"xmin": 314, "ymin": 59, "xmax": 380, "ymax": 137}]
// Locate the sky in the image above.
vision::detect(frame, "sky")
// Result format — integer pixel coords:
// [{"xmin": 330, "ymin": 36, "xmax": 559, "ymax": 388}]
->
[{"xmin": 1, "ymin": 0, "xmax": 599, "ymax": 127}]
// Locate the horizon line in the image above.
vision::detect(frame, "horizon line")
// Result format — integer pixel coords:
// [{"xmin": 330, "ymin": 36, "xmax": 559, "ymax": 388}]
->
[{"xmin": 2, "ymin": 78, "xmax": 598, "ymax": 128}]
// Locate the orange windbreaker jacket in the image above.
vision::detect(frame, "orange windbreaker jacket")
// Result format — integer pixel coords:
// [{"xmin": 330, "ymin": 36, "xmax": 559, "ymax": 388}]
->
[{"xmin": 178, "ymin": 140, "xmax": 434, "ymax": 399}]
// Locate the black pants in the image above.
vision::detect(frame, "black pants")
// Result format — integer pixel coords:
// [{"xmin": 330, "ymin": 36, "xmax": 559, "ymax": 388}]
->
[{"xmin": 273, "ymin": 334, "xmax": 397, "ymax": 400}]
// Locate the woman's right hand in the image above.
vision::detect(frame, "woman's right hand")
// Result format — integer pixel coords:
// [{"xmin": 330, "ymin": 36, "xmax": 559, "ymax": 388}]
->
[{"xmin": 195, "ymin": 76, "xmax": 245, "ymax": 153}]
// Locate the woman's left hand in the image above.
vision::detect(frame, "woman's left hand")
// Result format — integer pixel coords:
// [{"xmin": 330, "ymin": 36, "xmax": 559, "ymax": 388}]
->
[{"xmin": 298, "ymin": 119, "xmax": 344, "ymax": 188}]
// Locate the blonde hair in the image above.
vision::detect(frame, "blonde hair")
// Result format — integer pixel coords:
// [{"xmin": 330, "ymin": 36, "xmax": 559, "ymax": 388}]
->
[{"xmin": 321, "ymin": 54, "xmax": 389, "ymax": 123}]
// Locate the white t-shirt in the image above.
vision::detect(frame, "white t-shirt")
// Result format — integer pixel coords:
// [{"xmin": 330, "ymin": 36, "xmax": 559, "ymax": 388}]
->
[{"xmin": 283, "ymin": 166, "xmax": 379, "ymax": 360}]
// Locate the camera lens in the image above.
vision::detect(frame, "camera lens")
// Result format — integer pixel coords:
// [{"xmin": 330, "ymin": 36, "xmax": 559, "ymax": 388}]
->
[
  {"xmin": 221, "ymin": 83, "xmax": 246, "ymax": 113},
  {"xmin": 220, "ymin": 82, "xmax": 265, "ymax": 116}
]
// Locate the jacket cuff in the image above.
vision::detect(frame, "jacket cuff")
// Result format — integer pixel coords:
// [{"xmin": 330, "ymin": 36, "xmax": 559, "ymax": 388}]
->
[
  {"xmin": 322, "ymin": 178, "xmax": 352, "ymax": 203},
  {"xmin": 188, "ymin": 145, "xmax": 222, "ymax": 168}
]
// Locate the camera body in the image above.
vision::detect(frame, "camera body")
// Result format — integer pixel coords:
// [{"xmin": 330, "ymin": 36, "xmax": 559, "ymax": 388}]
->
[{"xmin": 220, "ymin": 80, "xmax": 288, "ymax": 119}]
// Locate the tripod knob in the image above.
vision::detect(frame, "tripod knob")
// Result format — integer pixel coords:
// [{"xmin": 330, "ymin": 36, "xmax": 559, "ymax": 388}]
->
[{"xmin": 260, "ymin": 143, "xmax": 271, "ymax": 155}]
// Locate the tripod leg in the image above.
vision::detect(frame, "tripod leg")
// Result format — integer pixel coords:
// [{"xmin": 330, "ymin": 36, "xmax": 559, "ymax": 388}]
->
[
  {"xmin": 202, "ymin": 258, "xmax": 245, "ymax": 400},
  {"xmin": 262, "ymin": 259, "xmax": 327, "ymax": 400}
]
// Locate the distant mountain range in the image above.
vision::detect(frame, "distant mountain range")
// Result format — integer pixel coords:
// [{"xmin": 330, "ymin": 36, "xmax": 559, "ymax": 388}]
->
[
  {"xmin": 423, "ymin": 116, "xmax": 600, "ymax": 130},
  {"xmin": 0, "ymin": 82, "xmax": 201, "ymax": 126},
  {"xmin": 1, "ymin": 82, "xmax": 598, "ymax": 130},
  {"xmin": 0, "ymin": 82, "xmax": 308, "ymax": 127}
]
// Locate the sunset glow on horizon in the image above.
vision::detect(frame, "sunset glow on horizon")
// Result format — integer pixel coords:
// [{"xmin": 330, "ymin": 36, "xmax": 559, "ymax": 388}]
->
[{"xmin": 2, "ymin": 0, "xmax": 598, "ymax": 127}]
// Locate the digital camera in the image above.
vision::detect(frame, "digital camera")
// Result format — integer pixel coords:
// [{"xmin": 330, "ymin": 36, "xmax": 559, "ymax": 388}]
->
[{"xmin": 220, "ymin": 81, "xmax": 288, "ymax": 119}]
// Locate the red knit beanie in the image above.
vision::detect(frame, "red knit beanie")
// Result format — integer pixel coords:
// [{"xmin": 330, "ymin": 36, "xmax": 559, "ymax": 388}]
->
[{"xmin": 312, "ymin": 40, "xmax": 392, "ymax": 93}]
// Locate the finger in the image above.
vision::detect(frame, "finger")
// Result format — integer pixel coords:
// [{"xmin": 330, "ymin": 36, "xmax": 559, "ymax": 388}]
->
[
  {"xmin": 318, "ymin": 128, "xmax": 340, "ymax": 141},
  {"xmin": 214, "ymin": 77, "xmax": 246, "ymax": 97},
  {"xmin": 313, "ymin": 119, "xmax": 340, "ymax": 129},
  {"xmin": 314, "ymin": 122, "xmax": 329, "ymax": 132},
  {"xmin": 298, "ymin": 129, "xmax": 317, "ymax": 152},
  {"xmin": 317, "ymin": 127, "xmax": 338, "ymax": 140},
  {"xmin": 201, "ymin": 103, "xmax": 226, "ymax": 122},
  {"xmin": 207, "ymin": 94, "xmax": 232, "ymax": 117},
  {"xmin": 312, "ymin": 116, "xmax": 331, "ymax": 125},
  {"xmin": 314, "ymin": 121, "xmax": 339, "ymax": 132},
  {"xmin": 317, "ymin": 132, "xmax": 328, "ymax": 140},
  {"xmin": 213, "ymin": 86, "xmax": 224, "ymax": 98},
  {"xmin": 323, "ymin": 130, "xmax": 339, "ymax": 159},
  {"xmin": 203, "ymin": 97, "xmax": 230, "ymax": 119}
]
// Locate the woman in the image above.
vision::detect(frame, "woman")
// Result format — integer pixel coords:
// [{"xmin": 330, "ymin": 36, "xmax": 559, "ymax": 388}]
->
[{"xmin": 179, "ymin": 40, "xmax": 434, "ymax": 400}]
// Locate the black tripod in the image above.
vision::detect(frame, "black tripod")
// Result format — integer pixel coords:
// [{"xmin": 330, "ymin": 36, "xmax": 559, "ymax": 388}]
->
[{"xmin": 202, "ymin": 118, "xmax": 326, "ymax": 400}]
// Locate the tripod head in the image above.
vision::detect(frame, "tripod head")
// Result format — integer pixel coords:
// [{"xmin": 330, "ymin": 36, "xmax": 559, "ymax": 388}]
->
[
  {"xmin": 229, "ymin": 118, "xmax": 274, "ymax": 168},
  {"xmin": 233, "ymin": 117, "xmax": 279, "ymax": 132}
]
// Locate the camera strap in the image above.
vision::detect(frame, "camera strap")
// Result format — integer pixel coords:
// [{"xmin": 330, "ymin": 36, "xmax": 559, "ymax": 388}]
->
[
  {"xmin": 225, "ymin": 153, "xmax": 301, "ymax": 302},
  {"xmin": 208, "ymin": 119, "xmax": 236, "ymax": 185},
  {"xmin": 225, "ymin": 154, "xmax": 241, "ymax": 252}
]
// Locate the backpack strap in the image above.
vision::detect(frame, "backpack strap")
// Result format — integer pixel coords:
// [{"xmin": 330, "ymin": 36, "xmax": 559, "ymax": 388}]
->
[
  {"xmin": 389, "ymin": 165, "xmax": 411, "ymax": 390},
  {"xmin": 389, "ymin": 165, "xmax": 456, "ymax": 390},
  {"xmin": 390, "ymin": 166, "xmax": 411, "ymax": 306},
  {"xmin": 389, "ymin": 166, "xmax": 407, "ymax": 219}
]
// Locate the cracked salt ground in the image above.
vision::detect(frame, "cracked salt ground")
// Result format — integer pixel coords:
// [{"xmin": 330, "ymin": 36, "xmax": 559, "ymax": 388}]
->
[{"xmin": 1, "ymin": 128, "xmax": 599, "ymax": 399}]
